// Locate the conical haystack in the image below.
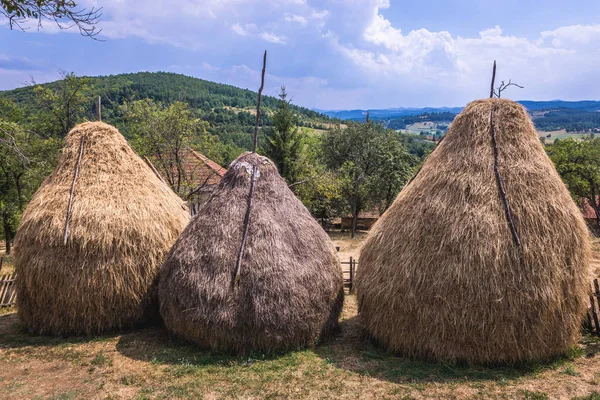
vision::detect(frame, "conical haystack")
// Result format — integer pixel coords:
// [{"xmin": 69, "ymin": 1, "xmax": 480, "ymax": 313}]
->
[
  {"xmin": 14, "ymin": 122, "xmax": 189, "ymax": 335},
  {"xmin": 159, "ymin": 152, "xmax": 343, "ymax": 354},
  {"xmin": 356, "ymin": 98, "xmax": 591, "ymax": 364}
]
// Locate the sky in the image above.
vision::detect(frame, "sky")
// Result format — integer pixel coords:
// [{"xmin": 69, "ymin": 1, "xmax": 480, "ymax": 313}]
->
[{"xmin": 1, "ymin": 0, "xmax": 600, "ymax": 110}]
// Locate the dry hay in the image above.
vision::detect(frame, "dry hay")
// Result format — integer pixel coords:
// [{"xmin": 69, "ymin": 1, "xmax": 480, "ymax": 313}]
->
[
  {"xmin": 14, "ymin": 122, "xmax": 189, "ymax": 335},
  {"xmin": 356, "ymin": 98, "xmax": 591, "ymax": 364},
  {"xmin": 159, "ymin": 152, "xmax": 343, "ymax": 354}
]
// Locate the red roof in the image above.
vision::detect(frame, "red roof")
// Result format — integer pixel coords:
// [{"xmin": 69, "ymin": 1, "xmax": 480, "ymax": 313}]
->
[
  {"xmin": 582, "ymin": 197, "xmax": 599, "ymax": 219},
  {"xmin": 180, "ymin": 148, "xmax": 226, "ymax": 188}
]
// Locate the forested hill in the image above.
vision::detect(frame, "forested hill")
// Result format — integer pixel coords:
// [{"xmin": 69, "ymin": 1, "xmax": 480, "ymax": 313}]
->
[
  {"xmin": 0, "ymin": 71, "xmax": 330, "ymax": 131},
  {"xmin": 0, "ymin": 72, "xmax": 334, "ymax": 159}
]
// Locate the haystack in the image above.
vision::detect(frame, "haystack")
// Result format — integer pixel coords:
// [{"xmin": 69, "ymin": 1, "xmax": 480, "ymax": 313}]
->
[
  {"xmin": 356, "ymin": 98, "xmax": 591, "ymax": 364},
  {"xmin": 159, "ymin": 152, "xmax": 343, "ymax": 354},
  {"xmin": 14, "ymin": 122, "xmax": 189, "ymax": 335}
]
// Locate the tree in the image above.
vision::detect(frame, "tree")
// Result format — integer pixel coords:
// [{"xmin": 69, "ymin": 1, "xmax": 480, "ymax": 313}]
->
[
  {"xmin": 262, "ymin": 86, "xmax": 303, "ymax": 184},
  {"xmin": 0, "ymin": 113, "xmax": 58, "ymax": 254},
  {"xmin": 549, "ymin": 138, "xmax": 600, "ymax": 232},
  {"xmin": 322, "ymin": 121, "xmax": 416, "ymax": 237},
  {"xmin": 1, "ymin": 0, "xmax": 101, "ymax": 37},
  {"xmin": 32, "ymin": 71, "xmax": 91, "ymax": 137},
  {"xmin": 125, "ymin": 99, "xmax": 223, "ymax": 202},
  {"xmin": 291, "ymin": 133, "xmax": 342, "ymax": 225}
]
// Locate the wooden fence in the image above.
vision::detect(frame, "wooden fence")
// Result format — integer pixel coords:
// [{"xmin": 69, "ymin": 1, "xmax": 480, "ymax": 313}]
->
[
  {"xmin": 587, "ymin": 279, "xmax": 600, "ymax": 336},
  {"xmin": 0, "ymin": 272, "xmax": 16, "ymax": 308},
  {"xmin": 341, "ymin": 257, "xmax": 357, "ymax": 293}
]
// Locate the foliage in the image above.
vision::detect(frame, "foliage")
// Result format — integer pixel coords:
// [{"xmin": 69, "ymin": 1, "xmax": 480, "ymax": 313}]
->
[
  {"xmin": 262, "ymin": 87, "xmax": 304, "ymax": 184},
  {"xmin": 549, "ymin": 137, "xmax": 600, "ymax": 230},
  {"xmin": 533, "ymin": 109, "xmax": 600, "ymax": 132},
  {"xmin": 0, "ymin": 110, "xmax": 58, "ymax": 254},
  {"xmin": 31, "ymin": 71, "xmax": 91, "ymax": 137},
  {"xmin": 292, "ymin": 133, "xmax": 343, "ymax": 223},
  {"xmin": 322, "ymin": 121, "xmax": 416, "ymax": 236},
  {"xmin": 1, "ymin": 0, "xmax": 101, "ymax": 37}
]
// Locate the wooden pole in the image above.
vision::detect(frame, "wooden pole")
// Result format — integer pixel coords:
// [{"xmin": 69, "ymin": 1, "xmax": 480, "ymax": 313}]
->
[
  {"xmin": 490, "ymin": 107, "xmax": 520, "ymax": 246},
  {"xmin": 349, "ymin": 257, "xmax": 354, "ymax": 294},
  {"xmin": 232, "ymin": 165, "xmax": 257, "ymax": 288},
  {"xmin": 490, "ymin": 60, "xmax": 496, "ymax": 99},
  {"xmin": 590, "ymin": 293, "xmax": 600, "ymax": 335},
  {"xmin": 252, "ymin": 51, "xmax": 267, "ymax": 152},
  {"xmin": 97, "ymin": 96, "xmax": 102, "ymax": 121},
  {"xmin": 63, "ymin": 135, "xmax": 86, "ymax": 245},
  {"xmin": 231, "ymin": 51, "xmax": 268, "ymax": 289}
]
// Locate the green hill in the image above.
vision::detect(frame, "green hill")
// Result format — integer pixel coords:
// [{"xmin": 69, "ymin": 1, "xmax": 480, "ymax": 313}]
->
[{"xmin": 0, "ymin": 71, "xmax": 331, "ymax": 150}]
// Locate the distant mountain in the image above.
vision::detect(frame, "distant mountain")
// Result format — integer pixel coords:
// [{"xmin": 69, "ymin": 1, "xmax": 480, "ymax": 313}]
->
[
  {"xmin": 317, "ymin": 100, "xmax": 600, "ymax": 121},
  {"xmin": 315, "ymin": 107, "xmax": 464, "ymax": 121},
  {"xmin": 518, "ymin": 100, "xmax": 600, "ymax": 112}
]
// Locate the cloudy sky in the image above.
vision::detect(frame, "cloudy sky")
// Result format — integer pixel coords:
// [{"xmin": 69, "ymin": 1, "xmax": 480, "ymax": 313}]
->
[{"xmin": 1, "ymin": 0, "xmax": 600, "ymax": 109}]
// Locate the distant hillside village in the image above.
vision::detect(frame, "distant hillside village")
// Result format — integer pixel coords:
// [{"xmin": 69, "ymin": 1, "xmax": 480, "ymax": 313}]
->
[{"xmin": 1, "ymin": 72, "xmax": 599, "ymax": 254}]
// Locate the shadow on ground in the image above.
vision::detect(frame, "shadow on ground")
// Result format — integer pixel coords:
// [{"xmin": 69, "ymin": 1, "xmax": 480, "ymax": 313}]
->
[
  {"xmin": 0, "ymin": 311, "xmax": 126, "ymax": 350},
  {"xmin": 116, "ymin": 326, "xmax": 297, "ymax": 368},
  {"xmin": 313, "ymin": 314, "xmax": 595, "ymax": 385}
]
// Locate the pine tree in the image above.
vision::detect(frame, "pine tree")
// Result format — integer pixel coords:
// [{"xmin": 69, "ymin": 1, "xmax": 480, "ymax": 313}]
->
[{"xmin": 262, "ymin": 86, "xmax": 303, "ymax": 184}]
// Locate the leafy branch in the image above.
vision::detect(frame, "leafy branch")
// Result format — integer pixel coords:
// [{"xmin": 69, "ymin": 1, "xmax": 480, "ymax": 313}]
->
[{"xmin": 1, "ymin": 0, "xmax": 102, "ymax": 38}]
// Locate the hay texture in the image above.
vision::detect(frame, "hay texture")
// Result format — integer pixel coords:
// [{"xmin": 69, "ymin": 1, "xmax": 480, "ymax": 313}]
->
[
  {"xmin": 356, "ymin": 98, "xmax": 591, "ymax": 364},
  {"xmin": 159, "ymin": 152, "xmax": 343, "ymax": 354},
  {"xmin": 14, "ymin": 122, "xmax": 189, "ymax": 335}
]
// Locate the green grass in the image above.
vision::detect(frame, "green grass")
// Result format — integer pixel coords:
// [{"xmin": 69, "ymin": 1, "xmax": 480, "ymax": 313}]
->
[{"xmin": 0, "ymin": 297, "xmax": 598, "ymax": 399}]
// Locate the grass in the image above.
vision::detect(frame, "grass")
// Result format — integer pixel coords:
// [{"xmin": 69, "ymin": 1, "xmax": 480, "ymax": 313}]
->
[{"xmin": 1, "ymin": 295, "xmax": 599, "ymax": 399}]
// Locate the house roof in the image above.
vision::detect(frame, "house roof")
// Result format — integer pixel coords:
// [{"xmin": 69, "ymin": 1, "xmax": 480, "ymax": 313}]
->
[
  {"xmin": 181, "ymin": 148, "xmax": 226, "ymax": 188},
  {"xmin": 582, "ymin": 197, "xmax": 598, "ymax": 219}
]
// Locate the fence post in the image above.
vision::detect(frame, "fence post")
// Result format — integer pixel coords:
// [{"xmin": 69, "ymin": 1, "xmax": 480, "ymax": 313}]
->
[{"xmin": 349, "ymin": 257, "xmax": 354, "ymax": 294}]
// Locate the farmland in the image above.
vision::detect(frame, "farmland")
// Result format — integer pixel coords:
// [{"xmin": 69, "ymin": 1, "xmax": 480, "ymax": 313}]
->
[{"xmin": 1, "ymin": 234, "xmax": 600, "ymax": 399}]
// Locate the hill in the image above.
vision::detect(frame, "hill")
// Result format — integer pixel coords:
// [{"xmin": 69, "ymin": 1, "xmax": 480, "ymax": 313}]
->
[
  {"xmin": 0, "ymin": 72, "xmax": 331, "ymax": 151},
  {"xmin": 319, "ymin": 100, "xmax": 600, "ymax": 134},
  {"xmin": 317, "ymin": 100, "xmax": 600, "ymax": 121}
]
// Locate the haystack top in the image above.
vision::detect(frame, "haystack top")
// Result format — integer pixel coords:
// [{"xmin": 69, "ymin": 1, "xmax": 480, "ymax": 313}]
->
[{"xmin": 227, "ymin": 152, "xmax": 277, "ymax": 180}]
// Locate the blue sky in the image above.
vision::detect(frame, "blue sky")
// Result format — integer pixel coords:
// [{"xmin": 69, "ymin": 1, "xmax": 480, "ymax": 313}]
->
[{"xmin": 1, "ymin": 0, "xmax": 600, "ymax": 109}]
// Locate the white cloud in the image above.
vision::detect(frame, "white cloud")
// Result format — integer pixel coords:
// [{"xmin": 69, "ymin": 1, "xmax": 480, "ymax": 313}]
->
[
  {"xmin": 284, "ymin": 13, "xmax": 307, "ymax": 25},
  {"xmin": 259, "ymin": 32, "xmax": 287, "ymax": 44},
  {"xmin": 4, "ymin": 0, "xmax": 600, "ymax": 108}
]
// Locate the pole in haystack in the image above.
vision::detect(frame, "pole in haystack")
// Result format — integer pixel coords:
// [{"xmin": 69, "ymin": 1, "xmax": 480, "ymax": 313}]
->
[
  {"xmin": 488, "ymin": 60, "xmax": 520, "ymax": 246},
  {"xmin": 232, "ymin": 50, "xmax": 267, "ymax": 289},
  {"xmin": 63, "ymin": 135, "xmax": 86, "ymax": 245},
  {"xmin": 97, "ymin": 96, "xmax": 102, "ymax": 121}
]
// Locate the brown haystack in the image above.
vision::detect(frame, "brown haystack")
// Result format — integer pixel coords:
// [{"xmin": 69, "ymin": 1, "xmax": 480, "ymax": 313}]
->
[
  {"xmin": 14, "ymin": 122, "xmax": 189, "ymax": 335},
  {"xmin": 356, "ymin": 98, "xmax": 591, "ymax": 364},
  {"xmin": 159, "ymin": 152, "xmax": 343, "ymax": 354}
]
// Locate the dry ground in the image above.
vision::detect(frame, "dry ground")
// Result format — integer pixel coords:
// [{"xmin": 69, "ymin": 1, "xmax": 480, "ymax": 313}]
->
[
  {"xmin": 329, "ymin": 230, "xmax": 368, "ymax": 262},
  {"xmin": 1, "ymin": 233, "xmax": 600, "ymax": 399}
]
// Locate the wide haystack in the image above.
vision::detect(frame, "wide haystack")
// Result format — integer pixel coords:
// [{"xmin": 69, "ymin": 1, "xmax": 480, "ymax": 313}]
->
[
  {"xmin": 14, "ymin": 122, "xmax": 189, "ymax": 335},
  {"xmin": 356, "ymin": 98, "xmax": 591, "ymax": 364},
  {"xmin": 159, "ymin": 152, "xmax": 343, "ymax": 354}
]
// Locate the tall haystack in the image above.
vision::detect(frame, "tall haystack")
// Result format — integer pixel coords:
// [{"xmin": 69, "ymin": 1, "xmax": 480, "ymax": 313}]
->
[
  {"xmin": 356, "ymin": 98, "xmax": 591, "ymax": 364},
  {"xmin": 14, "ymin": 122, "xmax": 189, "ymax": 335},
  {"xmin": 159, "ymin": 152, "xmax": 343, "ymax": 354}
]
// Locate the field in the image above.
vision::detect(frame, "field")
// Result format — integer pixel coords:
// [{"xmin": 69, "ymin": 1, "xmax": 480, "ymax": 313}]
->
[
  {"xmin": 537, "ymin": 130, "xmax": 592, "ymax": 142},
  {"xmin": 0, "ymin": 235, "xmax": 600, "ymax": 399}
]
